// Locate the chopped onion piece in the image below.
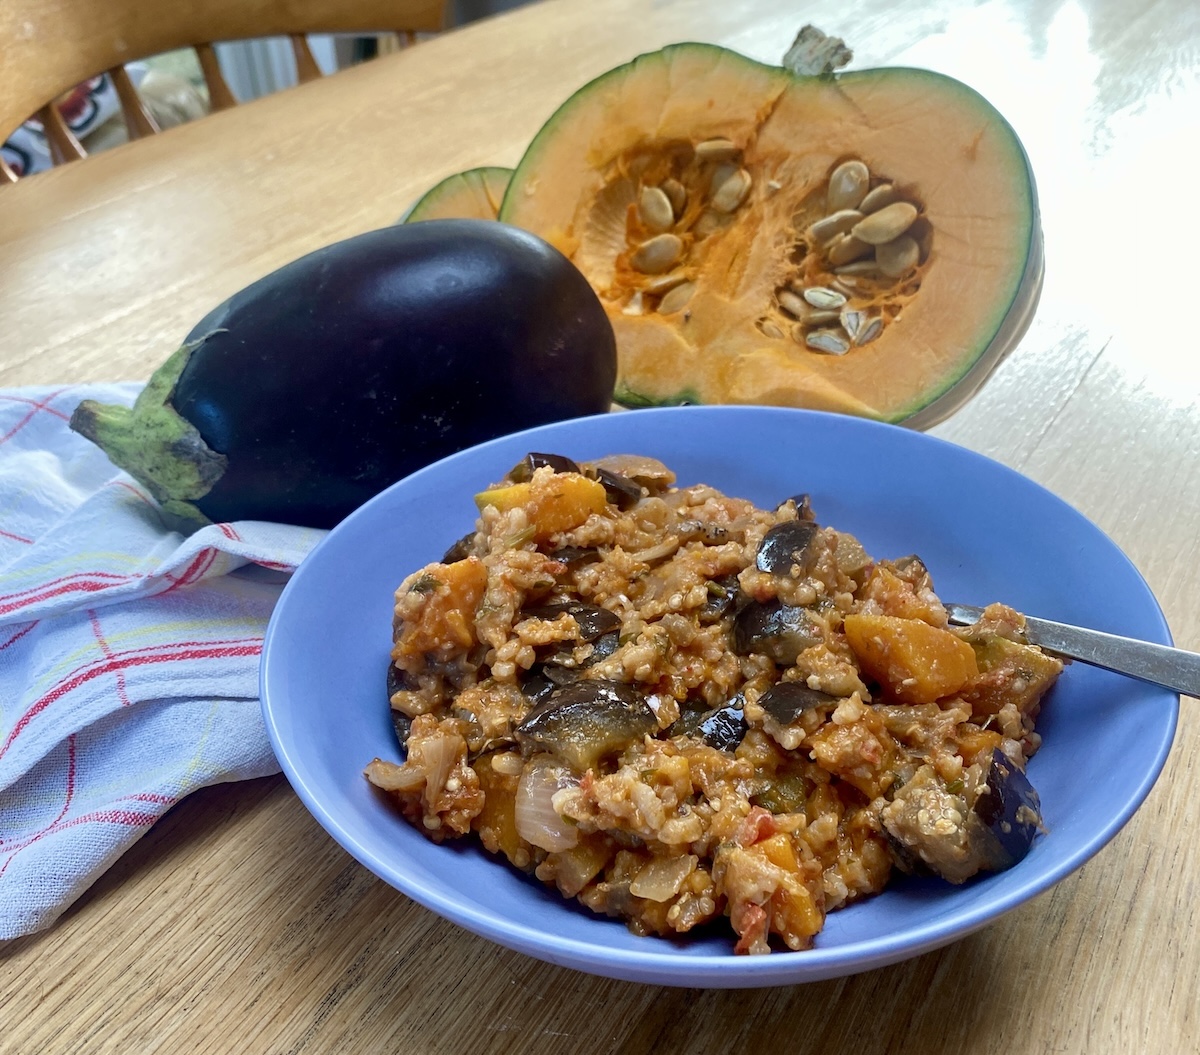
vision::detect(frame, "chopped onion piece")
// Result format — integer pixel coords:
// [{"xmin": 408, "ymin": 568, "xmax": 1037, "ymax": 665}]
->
[
  {"xmin": 629, "ymin": 854, "xmax": 698, "ymax": 902},
  {"xmin": 515, "ymin": 758, "xmax": 580, "ymax": 851},
  {"xmin": 363, "ymin": 758, "xmax": 426, "ymax": 792}
]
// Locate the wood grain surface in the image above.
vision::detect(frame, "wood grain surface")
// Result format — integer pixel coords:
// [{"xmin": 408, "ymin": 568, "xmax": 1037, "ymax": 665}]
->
[{"xmin": 2, "ymin": 1, "xmax": 1198, "ymax": 1051}]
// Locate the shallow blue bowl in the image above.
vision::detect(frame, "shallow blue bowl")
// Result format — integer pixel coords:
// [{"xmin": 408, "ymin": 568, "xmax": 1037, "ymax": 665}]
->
[{"xmin": 260, "ymin": 406, "xmax": 1178, "ymax": 988}]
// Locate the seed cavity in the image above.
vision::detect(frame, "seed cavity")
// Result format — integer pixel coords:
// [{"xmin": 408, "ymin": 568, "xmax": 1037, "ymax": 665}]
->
[
  {"xmin": 608, "ymin": 146, "xmax": 928, "ymax": 363},
  {"xmin": 768, "ymin": 157, "xmax": 929, "ymax": 356}
]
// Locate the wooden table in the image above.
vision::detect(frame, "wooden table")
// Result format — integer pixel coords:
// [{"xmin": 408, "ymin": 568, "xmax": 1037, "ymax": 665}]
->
[{"xmin": 3, "ymin": 0, "xmax": 1199, "ymax": 1050}]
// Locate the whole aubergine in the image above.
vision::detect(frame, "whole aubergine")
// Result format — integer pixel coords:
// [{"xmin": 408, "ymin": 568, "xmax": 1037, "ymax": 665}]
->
[{"xmin": 70, "ymin": 220, "xmax": 617, "ymax": 530}]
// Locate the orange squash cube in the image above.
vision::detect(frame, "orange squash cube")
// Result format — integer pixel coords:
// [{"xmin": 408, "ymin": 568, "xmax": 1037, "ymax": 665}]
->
[
  {"xmin": 843, "ymin": 612, "xmax": 979, "ymax": 703},
  {"xmin": 394, "ymin": 556, "xmax": 489, "ymax": 661},
  {"xmin": 475, "ymin": 472, "xmax": 608, "ymax": 540}
]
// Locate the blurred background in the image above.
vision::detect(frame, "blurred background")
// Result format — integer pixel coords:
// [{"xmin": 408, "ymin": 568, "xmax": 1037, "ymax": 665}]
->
[{"xmin": 2, "ymin": 0, "xmax": 535, "ymax": 177}]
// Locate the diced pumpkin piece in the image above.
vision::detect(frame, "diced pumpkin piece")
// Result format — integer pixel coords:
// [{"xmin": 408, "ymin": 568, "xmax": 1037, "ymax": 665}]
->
[
  {"xmin": 843, "ymin": 613, "xmax": 979, "ymax": 703},
  {"xmin": 757, "ymin": 831, "xmax": 800, "ymax": 872},
  {"xmin": 961, "ymin": 635, "xmax": 1064, "ymax": 718},
  {"xmin": 860, "ymin": 565, "xmax": 946, "ymax": 624},
  {"xmin": 393, "ymin": 556, "xmax": 488, "ymax": 662},
  {"xmin": 473, "ymin": 751, "xmax": 532, "ymax": 869},
  {"xmin": 807, "ymin": 709, "xmax": 899, "ymax": 799},
  {"xmin": 771, "ymin": 872, "xmax": 823, "ymax": 950},
  {"xmin": 475, "ymin": 471, "xmax": 609, "ymax": 540},
  {"xmin": 754, "ymin": 836, "xmax": 824, "ymax": 949},
  {"xmin": 952, "ymin": 724, "xmax": 1006, "ymax": 766}
]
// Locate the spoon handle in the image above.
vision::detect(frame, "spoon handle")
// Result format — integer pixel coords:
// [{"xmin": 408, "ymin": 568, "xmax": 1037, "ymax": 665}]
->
[{"xmin": 945, "ymin": 604, "xmax": 1200, "ymax": 699}]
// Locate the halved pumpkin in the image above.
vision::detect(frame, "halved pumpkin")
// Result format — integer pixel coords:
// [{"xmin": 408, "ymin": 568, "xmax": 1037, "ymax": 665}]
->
[
  {"xmin": 403, "ymin": 166, "xmax": 513, "ymax": 223},
  {"xmin": 498, "ymin": 42, "xmax": 1042, "ymax": 426}
]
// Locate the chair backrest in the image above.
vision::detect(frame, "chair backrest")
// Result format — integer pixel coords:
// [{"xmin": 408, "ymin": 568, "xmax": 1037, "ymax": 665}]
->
[{"xmin": 1, "ymin": 0, "xmax": 447, "ymax": 179}]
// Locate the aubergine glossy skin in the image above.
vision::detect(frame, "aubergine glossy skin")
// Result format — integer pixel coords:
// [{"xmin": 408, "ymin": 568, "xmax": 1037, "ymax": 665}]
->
[{"xmin": 69, "ymin": 220, "xmax": 617, "ymax": 530}]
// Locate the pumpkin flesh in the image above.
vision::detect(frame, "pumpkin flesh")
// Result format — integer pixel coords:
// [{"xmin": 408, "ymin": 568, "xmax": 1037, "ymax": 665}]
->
[
  {"xmin": 404, "ymin": 166, "xmax": 513, "ymax": 223},
  {"xmin": 499, "ymin": 44, "xmax": 1041, "ymax": 425}
]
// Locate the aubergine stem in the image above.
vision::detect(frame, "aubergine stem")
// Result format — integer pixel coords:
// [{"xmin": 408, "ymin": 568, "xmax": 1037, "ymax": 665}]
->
[{"xmin": 68, "ymin": 338, "xmax": 227, "ymax": 530}]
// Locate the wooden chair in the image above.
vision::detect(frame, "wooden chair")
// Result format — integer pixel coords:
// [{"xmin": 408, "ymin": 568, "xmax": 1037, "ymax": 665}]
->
[{"xmin": 0, "ymin": 0, "xmax": 447, "ymax": 181}]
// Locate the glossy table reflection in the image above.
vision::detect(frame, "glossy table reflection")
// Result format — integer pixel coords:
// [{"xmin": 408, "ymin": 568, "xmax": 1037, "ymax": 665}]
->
[{"xmin": 2, "ymin": 1, "xmax": 1198, "ymax": 1052}]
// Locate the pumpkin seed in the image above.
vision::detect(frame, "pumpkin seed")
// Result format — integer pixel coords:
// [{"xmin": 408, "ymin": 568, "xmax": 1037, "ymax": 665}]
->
[
  {"xmin": 840, "ymin": 310, "xmax": 866, "ymax": 340},
  {"xmin": 766, "ymin": 179, "xmax": 783, "ymax": 194},
  {"xmin": 645, "ymin": 270, "xmax": 688, "ymax": 294},
  {"xmin": 834, "ymin": 260, "xmax": 881, "ymax": 276},
  {"xmin": 623, "ymin": 291, "xmax": 645, "ymax": 316},
  {"xmin": 876, "ymin": 234, "xmax": 920, "ymax": 277},
  {"xmin": 856, "ymin": 315, "xmax": 883, "ymax": 346},
  {"xmin": 693, "ymin": 210, "xmax": 723, "ymax": 239},
  {"xmin": 778, "ymin": 289, "xmax": 841, "ymax": 324},
  {"xmin": 806, "ymin": 328, "xmax": 851, "ymax": 355},
  {"xmin": 851, "ymin": 201, "xmax": 919, "ymax": 245},
  {"xmin": 631, "ymin": 233, "xmax": 683, "ymax": 274},
  {"xmin": 657, "ymin": 281, "xmax": 695, "ymax": 315},
  {"xmin": 827, "ymin": 159, "xmax": 870, "ymax": 211},
  {"xmin": 760, "ymin": 320, "xmax": 785, "ymax": 339},
  {"xmin": 625, "ymin": 155, "xmax": 653, "ymax": 179},
  {"xmin": 711, "ymin": 168, "xmax": 752, "ymax": 213},
  {"xmin": 662, "ymin": 178, "xmax": 687, "ymax": 217},
  {"xmin": 639, "ymin": 186, "xmax": 676, "ymax": 233},
  {"xmin": 808, "ymin": 208, "xmax": 863, "ymax": 244},
  {"xmin": 858, "ymin": 183, "xmax": 899, "ymax": 214},
  {"xmin": 777, "ymin": 290, "xmax": 809, "ymax": 318},
  {"xmin": 695, "ymin": 137, "xmax": 739, "ymax": 162},
  {"xmin": 827, "ymin": 233, "xmax": 871, "ymax": 266},
  {"xmin": 709, "ymin": 161, "xmax": 739, "ymax": 194},
  {"xmin": 802, "ymin": 286, "xmax": 847, "ymax": 310}
]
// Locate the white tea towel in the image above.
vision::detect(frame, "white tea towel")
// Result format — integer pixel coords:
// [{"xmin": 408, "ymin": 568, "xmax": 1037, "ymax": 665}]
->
[{"xmin": 0, "ymin": 385, "xmax": 325, "ymax": 939}]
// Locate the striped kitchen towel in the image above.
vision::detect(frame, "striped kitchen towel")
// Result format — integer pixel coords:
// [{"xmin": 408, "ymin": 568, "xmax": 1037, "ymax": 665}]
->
[{"xmin": 0, "ymin": 385, "xmax": 325, "ymax": 939}]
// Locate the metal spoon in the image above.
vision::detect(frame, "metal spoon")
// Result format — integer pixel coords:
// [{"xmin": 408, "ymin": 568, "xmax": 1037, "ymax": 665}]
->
[{"xmin": 945, "ymin": 604, "xmax": 1200, "ymax": 699}]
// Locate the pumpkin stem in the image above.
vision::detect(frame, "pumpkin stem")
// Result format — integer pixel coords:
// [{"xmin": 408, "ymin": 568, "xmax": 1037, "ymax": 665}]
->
[{"xmin": 781, "ymin": 25, "xmax": 853, "ymax": 78}]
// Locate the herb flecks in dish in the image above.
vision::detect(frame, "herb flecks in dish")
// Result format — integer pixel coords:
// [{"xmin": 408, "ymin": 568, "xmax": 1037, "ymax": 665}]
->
[{"xmin": 365, "ymin": 455, "xmax": 1062, "ymax": 955}]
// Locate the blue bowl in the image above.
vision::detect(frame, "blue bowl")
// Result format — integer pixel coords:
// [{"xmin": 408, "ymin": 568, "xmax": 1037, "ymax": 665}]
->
[{"xmin": 261, "ymin": 406, "xmax": 1177, "ymax": 987}]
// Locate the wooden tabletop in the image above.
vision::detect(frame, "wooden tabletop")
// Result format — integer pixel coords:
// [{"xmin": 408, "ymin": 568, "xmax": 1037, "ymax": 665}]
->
[{"xmin": 3, "ymin": 0, "xmax": 1199, "ymax": 1050}]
